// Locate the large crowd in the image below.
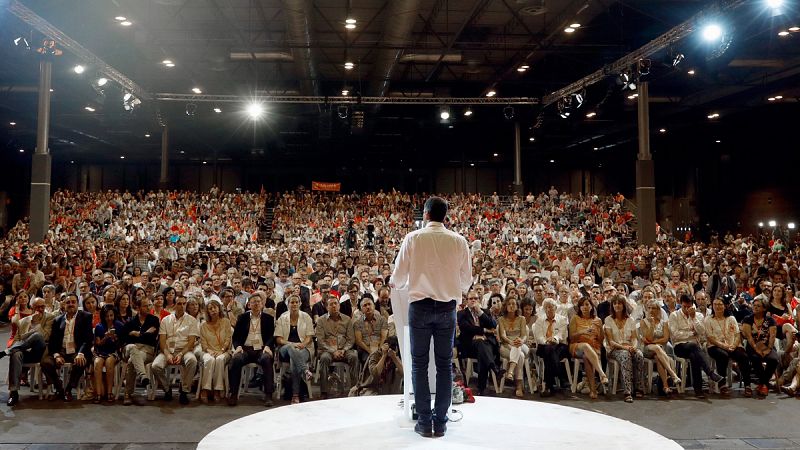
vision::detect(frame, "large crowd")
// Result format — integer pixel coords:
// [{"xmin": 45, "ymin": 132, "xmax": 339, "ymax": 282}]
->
[{"xmin": 1, "ymin": 187, "xmax": 798, "ymax": 410}]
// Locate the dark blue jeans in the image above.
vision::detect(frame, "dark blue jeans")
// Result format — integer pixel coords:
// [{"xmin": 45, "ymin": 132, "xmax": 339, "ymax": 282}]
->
[{"xmin": 409, "ymin": 298, "xmax": 456, "ymax": 428}]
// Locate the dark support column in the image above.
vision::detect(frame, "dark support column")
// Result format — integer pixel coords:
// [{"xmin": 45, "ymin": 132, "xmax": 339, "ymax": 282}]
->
[
  {"xmin": 512, "ymin": 122, "xmax": 523, "ymax": 195},
  {"xmin": 636, "ymin": 81, "xmax": 657, "ymax": 245},
  {"xmin": 29, "ymin": 59, "xmax": 52, "ymax": 244},
  {"xmin": 160, "ymin": 125, "xmax": 169, "ymax": 189}
]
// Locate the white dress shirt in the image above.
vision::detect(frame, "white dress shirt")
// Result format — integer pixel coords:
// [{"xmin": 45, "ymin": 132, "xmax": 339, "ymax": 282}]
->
[
  {"xmin": 391, "ymin": 221, "xmax": 472, "ymax": 304},
  {"xmin": 668, "ymin": 309, "xmax": 706, "ymax": 345},
  {"xmin": 159, "ymin": 313, "xmax": 200, "ymax": 353},
  {"xmin": 533, "ymin": 314, "xmax": 568, "ymax": 345}
]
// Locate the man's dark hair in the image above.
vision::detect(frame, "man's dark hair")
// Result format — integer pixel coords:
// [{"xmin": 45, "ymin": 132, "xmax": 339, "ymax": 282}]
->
[{"xmin": 424, "ymin": 196, "xmax": 448, "ymax": 222}]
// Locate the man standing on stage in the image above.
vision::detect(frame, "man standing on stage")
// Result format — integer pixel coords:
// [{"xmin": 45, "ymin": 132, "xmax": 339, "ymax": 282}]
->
[{"xmin": 391, "ymin": 196, "xmax": 472, "ymax": 438}]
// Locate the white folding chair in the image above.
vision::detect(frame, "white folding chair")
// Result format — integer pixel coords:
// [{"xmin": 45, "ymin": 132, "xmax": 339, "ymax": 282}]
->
[{"xmin": 464, "ymin": 358, "xmax": 499, "ymax": 393}]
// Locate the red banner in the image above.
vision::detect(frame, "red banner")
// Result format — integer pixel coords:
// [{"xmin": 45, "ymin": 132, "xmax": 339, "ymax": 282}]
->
[{"xmin": 312, "ymin": 181, "xmax": 341, "ymax": 192}]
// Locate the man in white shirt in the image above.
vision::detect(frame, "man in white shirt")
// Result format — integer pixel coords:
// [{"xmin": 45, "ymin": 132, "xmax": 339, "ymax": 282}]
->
[
  {"xmin": 391, "ymin": 197, "xmax": 472, "ymax": 438},
  {"xmin": 151, "ymin": 295, "xmax": 200, "ymax": 404},
  {"xmin": 668, "ymin": 294, "xmax": 725, "ymax": 398},
  {"xmin": 533, "ymin": 298, "xmax": 569, "ymax": 396}
]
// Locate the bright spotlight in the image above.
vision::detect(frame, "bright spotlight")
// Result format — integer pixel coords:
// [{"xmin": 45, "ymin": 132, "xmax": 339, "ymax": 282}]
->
[
  {"xmin": 788, "ymin": 222, "xmax": 796, "ymax": 229},
  {"xmin": 586, "ymin": 112, "xmax": 596, "ymax": 118},
  {"xmin": 114, "ymin": 16, "xmax": 127, "ymax": 21},
  {"xmin": 440, "ymin": 110, "xmax": 450, "ymax": 120},
  {"xmin": 464, "ymin": 108, "xmax": 473, "ymax": 117},
  {"xmin": 345, "ymin": 23, "xmax": 356, "ymax": 29},
  {"xmin": 766, "ymin": 0, "xmax": 784, "ymax": 8},
  {"xmin": 247, "ymin": 102, "xmax": 265, "ymax": 119},
  {"xmin": 529, "ymin": 137, "xmax": 535, "ymax": 142},
  {"xmin": 345, "ymin": 18, "xmax": 357, "ymax": 24},
  {"xmin": 73, "ymin": 65, "xmax": 85, "ymax": 74},
  {"xmin": 486, "ymin": 90, "xmax": 496, "ymax": 97},
  {"xmin": 192, "ymin": 87, "xmax": 202, "ymax": 94},
  {"xmin": 120, "ymin": 21, "xmax": 132, "ymax": 26},
  {"xmin": 702, "ymin": 24, "xmax": 723, "ymax": 42},
  {"xmin": 84, "ymin": 106, "xmax": 95, "ymax": 112},
  {"xmin": 758, "ymin": 222, "xmax": 764, "ymax": 227},
  {"xmin": 97, "ymin": 77, "xmax": 108, "ymax": 87},
  {"xmin": 213, "ymin": 107, "xmax": 222, "ymax": 113},
  {"xmin": 769, "ymin": 220, "xmax": 777, "ymax": 227},
  {"xmin": 344, "ymin": 61, "xmax": 354, "ymax": 70}
]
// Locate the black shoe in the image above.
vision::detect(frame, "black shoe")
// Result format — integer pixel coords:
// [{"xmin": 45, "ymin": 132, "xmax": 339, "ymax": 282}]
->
[
  {"xmin": 7, "ymin": 391, "xmax": 19, "ymax": 406},
  {"xmin": 414, "ymin": 422, "xmax": 433, "ymax": 438},
  {"xmin": 163, "ymin": 389, "xmax": 173, "ymax": 401},
  {"xmin": 0, "ymin": 350, "xmax": 7, "ymax": 360},
  {"xmin": 179, "ymin": 391, "xmax": 189, "ymax": 405},
  {"xmin": 227, "ymin": 395, "xmax": 238, "ymax": 407},
  {"xmin": 434, "ymin": 423, "xmax": 447, "ymax": 437},
  {"xmin": 694, "ymin": 390, "xmax": 706, "ymax": 399},
  {"xmin": 492, "ymin": 366, "xmax": 507, "ymax": 379},
  {"xmin": 141, "ymin": 377, "xmax": 150, "ymax": 388}
]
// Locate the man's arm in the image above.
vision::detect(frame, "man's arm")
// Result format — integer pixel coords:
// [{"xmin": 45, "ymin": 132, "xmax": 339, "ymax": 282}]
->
[
  {"xmin": 459, "ymin": 237, "xmax": 473, "ymax": 294},
  {"xmin": 390, "ymin": 235, "xmax": 411, "ymax": 289}
]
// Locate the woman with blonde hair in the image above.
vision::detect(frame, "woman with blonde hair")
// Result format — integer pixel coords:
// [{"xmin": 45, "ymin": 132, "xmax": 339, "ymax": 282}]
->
[{"xmin": 199, "ymin": 299, "xmax": 232, "ymax": 403}]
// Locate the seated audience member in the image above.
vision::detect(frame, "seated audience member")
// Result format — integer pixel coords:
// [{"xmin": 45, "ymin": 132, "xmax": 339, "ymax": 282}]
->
[
  {"xmin": 92, "ymin": 304, "xmax": 124, "ymax": 403},
  {"xmin": 41, "ymin": 284, "xmax": 61, "ymax": 315},
  {"xmin": 742, "ymin": 297, "xmax": 780, "ymax": 398},
  {"xmin": 275, "ymin": 295, "xmax": 315, "ymax": 404},
  {"xmin": 1, "ymin": 297, "xmax": 55, "ymax": 406},
  {"xmin": 83, "ymin": 294, "xmax": 101, "ymax": 328},
  {"xmin": 497, "ymin": 297, "xmax": 528, "ymax": 397},
  {"xmin": 533, "ymin": 298, "xmax": 569, "ymax": 396},
  {"xmin": 41, "ymin": 293, "xmax": 93, "ymax": 401},
  {"xmin": 315, "ymin": 296, "xmax": 358, "ymax": 398},
  {"xmin": 228, "ymin": 294, "xmax": 275, "ymax": 406},
  {"xmin": 640, "ymin": 300, "xmax": 681, "ymax": 395},
  {"xmin": 350, "ymin": 336, "xmax": 403, "ymax": 396},
  {"xmin": 199, "ymin": 298, "xmax": 232, "ymax": 403},
  {"xmin": 151, "ymin": 293, "xmax": 170, "ymax": 321},
  {"xmin": 569, "ymin": 296, "xmax": 609, "ymax": 399},
  {"xmin": 457, "ymin": 291, "xmax": 503, "ymax": 395},
  {"xmin": 6, "ymin": 292, "xmax": 33, "ymax": 348},
  {"xmin": 219, "ymin": 287, "xmax": 244, "ymax": 325},
  {"xmin": 604, "ymin": 294, "xmax": 646, "ymax": 402},
  {"xmin": 353, "ymin": 294, "xmax": 388, "ymax": 363},
  {"xmin": 768, "ymin": 284, "xmax": 797, "ymax": 354},
  {"xmin": 121, "ymin": 297, "xmax": 159, "ymax": 405},
  {"xmin": 151, "ymin": 295, "xmax": 200, "ymax": 404},
  {"xmin": 668, "ymin": 294, "xmax": 726, "ymax": 398},
  {"xmin": 705, "ymin": 297, "xmax": 750, "ymax": 396}
]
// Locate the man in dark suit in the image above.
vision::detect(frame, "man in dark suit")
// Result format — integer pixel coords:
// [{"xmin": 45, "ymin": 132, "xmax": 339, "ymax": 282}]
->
[
  {"xmin": 457, "ymin": 291, "xmax": 503, "ymax": 395},
  {"xmin": 40, "ymin": 293, "xmax": 93, "ymax": 401},
  {"xmin": 228, "ymin": 294, "xmax": 275, "ymax": 406}
]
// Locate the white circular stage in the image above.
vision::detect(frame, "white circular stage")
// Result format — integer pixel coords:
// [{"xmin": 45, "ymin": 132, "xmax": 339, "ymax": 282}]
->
[{"xmin": 199, "ymin": 395, "xmax": 680, "ymax": 449}]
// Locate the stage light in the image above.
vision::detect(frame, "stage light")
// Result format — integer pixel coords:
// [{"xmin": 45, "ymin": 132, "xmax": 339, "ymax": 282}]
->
[
  {"xmin": 114, "ymin": 16, "xmax": 127, "ymax": 21},
  {"xmin": 521, "ymin": 65, "xmax": 530, "ymax": 69},
  {"xmin": 593, "ymin": 147, "xmax": 599, "ymax": 150},
  {"xmin": 766, "ymin": 0, "xmax": 784, "ymax": 8},
  {"xmin": 345, "ymin": 18, "xmax": 357, "ymax": 24},
  {"xmin": 120, "ymin": 21, "xmax": 132, "ymax": 26},
  {"xmin": 469, "ymin": 163, "xmax": 475, "ymax": 167},
  {"xmin": 758, "ymin": 222, "xmax": 764, "ymax": 227},
  {"xmin": 344, "ymin": 61, "xmax": 354, "ymax": 70},
  {"xmin": 165, "ymin": 63, "xmax": 175, "ymax": 68},
  {"xmin": 84, "ymin": 106, "xmax": 95, "ymax": 112},
  {"xmin": 73, "ymin": 65, "xmax": 85, "ymax": 74},
  {"xmin": 493, "ymin": 153, "xmax": 499, "ymax": 157},
  {"xmin": 247, "ymin": 102, "xmax": 265, "ymax": 119},
  {"xmin": 768, "ymin": 97, "xmax": 776, "ymax": 101},
  {"xmin": 9, "ymin": 122, "xmax": 16, "ymax": 126},
  {"xmin": 715, "ymin": 140, "xmax": 721, "ymax": 143},
  {"xmin": 96, "ymin": 77, "xmax": 108, "ymax": 87},
  {"xmin": 790, "ymin": 27, "xmax": 800, "ymax": 32},
  {"xmin": 789, "ymin": 222, "xmax": 796, "ymax": 229},
  {"xmin": 486, "ymin": 90, "xmax": 496, "ymax": 97},
  {"xmin": 707, "ymin": 113, "xmax": 720, "ymax": 119},
  {"xmin": 19, "ymin": 148, "xmax": 24, "ymax": 153},
  {"xmin": 769, "ymin": 220, "xmax": 777, "ymax": 227},
  {"xmin": 570, "ymin": 23, "xmax": 581, "ymax": 28},
  {"xmin": 192, "ymin": 87, "xmax": 202, "ymax": 94},
  {"xmin": 13, "ymin": 36, "xmax": 30, "ymax": 50},
  {"xmin": 144, "ymin": 133, "xmax": 150, "ymax": 137},
  {"xmin": 517, "ymin": 67, "xmax": 526, "ymax": 72},
  {"xmin": 503, "ymin": 106, "xmax": 515, "ymax": 120},
  {"xmin": 337, "ymin": 105, "xmax": 349, "ymax": 119},
  {"xmin": 659, "ymin": 128, "xmax": 666, "ymax": 133},
  {"xmin": 672, "ymin": 53, "xmax": 685, "ymax": 67},
  {"xmin": 464, "ymin": 108, "xmax": 473, "ymax": 117},
  {"xmin": 564, "ymin": 27, "xmax": 575, "ymax": 33},
  {"xmin": 341, "ymin": 90, "xmax": 349, "ymax": 96},
  {"xmin": 440, "ymin": 110, "xmax": 450, "ymax": 120},
  {"xmin": 345, "ymin": 23, "xmax": 356, "ymax": 29},
  {"xmin": 213, "ymin": 107, "xmax": 222, "ymax": 113},
  {"xmin": 550, "ymin": 159, "xmax": 555, "ymax": 163},
  {"xmin": 202, "ymin": 161, "xmax": 208, "ymax": 165},
  {"xmin": 778, "ymin": 31, "xmax": 790, "ymax": 36},
  {"xmin": 586, "ymin": 112, "xmax": 596, "ymax": 118},
  {"xmin": 702, "ymin": 24, "xmax": 723, "ymax": 42},
  {"xmin": 775, "ymin": 95, "xmax": 783, "ymax": 99},
  {"xmin": 529, "ymin": 137, "xmax": 535, "ymax": 142},
  {"xmin": 687, "ymin": 69, "xmax": 696, "ymax": 75}
]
